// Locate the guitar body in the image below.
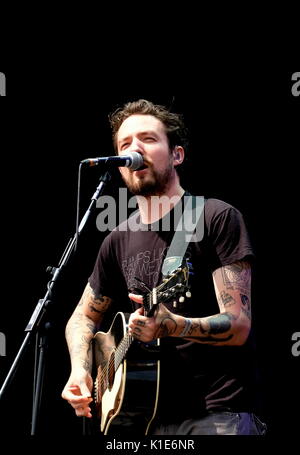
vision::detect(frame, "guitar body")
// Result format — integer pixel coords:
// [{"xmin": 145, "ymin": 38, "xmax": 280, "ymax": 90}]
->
[{"xmin": 93, "ymin": 312, "xmax": 160, "ymax": 435}]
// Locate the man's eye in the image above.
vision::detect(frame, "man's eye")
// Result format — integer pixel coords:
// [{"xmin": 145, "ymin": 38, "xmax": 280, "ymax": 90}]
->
[
  {"xmin": 144, "ymin": 137, "xmax": 155, "ymax": 142},
  {"xmin": 121, "ymin": 143, "xmax": 129, "ymax": 150}
]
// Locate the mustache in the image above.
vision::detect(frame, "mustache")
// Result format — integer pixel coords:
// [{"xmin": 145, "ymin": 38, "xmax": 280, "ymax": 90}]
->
[{"xmin": 129, "ymin": 158, "xmax": 151, "ymax": 172}]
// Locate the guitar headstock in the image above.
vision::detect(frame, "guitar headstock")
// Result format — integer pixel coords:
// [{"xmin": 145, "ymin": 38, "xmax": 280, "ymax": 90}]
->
[{"xmin": 142, "ymin": 258, "xmax": 191, "ymax": 317}]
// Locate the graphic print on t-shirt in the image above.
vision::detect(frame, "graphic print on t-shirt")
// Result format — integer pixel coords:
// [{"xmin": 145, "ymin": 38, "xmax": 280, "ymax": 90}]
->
[{"xmin": 121, "ymin": 246, "xmax": 168, "ymax": 291}]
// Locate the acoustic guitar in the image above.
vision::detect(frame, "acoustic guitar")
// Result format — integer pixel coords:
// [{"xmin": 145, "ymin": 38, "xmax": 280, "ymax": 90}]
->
[{"xmin": 93, "ymin": 261, "xmax": 190, "ymax": 435}]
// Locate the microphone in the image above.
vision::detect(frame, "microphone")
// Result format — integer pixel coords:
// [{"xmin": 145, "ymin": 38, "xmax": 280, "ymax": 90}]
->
[{"xmin": 81, "ymin": 152, "xmax": 144, "ymax": 170}]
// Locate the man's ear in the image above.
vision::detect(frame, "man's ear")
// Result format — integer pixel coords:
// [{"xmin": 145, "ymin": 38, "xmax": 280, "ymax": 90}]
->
[{"xmin": 172, "ymin": 146, "xmax": 184, "ymax": 166}]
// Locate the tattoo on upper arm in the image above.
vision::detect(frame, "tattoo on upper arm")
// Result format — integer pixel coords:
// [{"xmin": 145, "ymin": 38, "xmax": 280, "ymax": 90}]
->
[
  {"xmin": 220, "ymin": 261, "xmax": 251, "ymax": 293},
  {"xmin": 219, "ymin": 290, "xmax": 236, "ymax": 308},
  {"xmin": 88, "ymin": 304, "xmax": 102, "ymax": 314},
  {"xmin": 85, "ymin": 284, "xmax": 113, "ymax": 315},
  {"xmin": 240, "ymin": 293, "xmax": 251, "ymax": 320},
  {"xmin": 92, "ymin": 294, "xmax": 112, "ymax": 307}
]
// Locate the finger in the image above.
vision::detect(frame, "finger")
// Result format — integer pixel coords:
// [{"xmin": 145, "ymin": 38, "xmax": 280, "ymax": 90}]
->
[
  {"xmin": 128, "ymin": 293, "xmax": 144, "ymax": 304},
  {"xmin": 73, "ymin": 401, "xmax": 92, "ymax": 410},
  {"xmin": 78, "ymin": 382, "xmax": 92, "ymax": 398},
  {"xmin": 68, "ymin": 385, "xmax": 83, "ymax": 396},
  {"xmin": 75, "ymin": 405, "xmax": 92, "ymax": 418},
  {"xmin": 63, "ymin": 387, "xmax": 92, "ymax": 403},
  {"xmin": 129, "ymin": 314, "xmax": 148, "ymax": 330},
  {"xmin": 66, "ymin": 394, "xmax": 93, "ymax": 405}
]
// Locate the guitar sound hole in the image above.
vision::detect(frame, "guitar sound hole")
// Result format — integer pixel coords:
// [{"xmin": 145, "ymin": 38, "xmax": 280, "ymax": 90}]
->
[{"xmin": 107, "ymin": 350, "xmax": 116, "ymax": 391}]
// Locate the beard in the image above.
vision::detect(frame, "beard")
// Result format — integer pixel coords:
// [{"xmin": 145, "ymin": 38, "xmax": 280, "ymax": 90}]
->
[{"xmin": 121, "ymin": 159, "xmax": 174, "ymax": 197}]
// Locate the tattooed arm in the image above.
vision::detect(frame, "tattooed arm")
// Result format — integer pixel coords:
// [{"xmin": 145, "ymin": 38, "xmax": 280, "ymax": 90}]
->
[
  {"xmin": 61, "ymin": 282, "xmax": 112, "ymax": 417},
  {"xmin": 129, "ymin": 261, "xmax": 251, "ymax": 347},
  {"xmin": 179, "ymin": 260, "xmax": 252, "ymax": 346}
]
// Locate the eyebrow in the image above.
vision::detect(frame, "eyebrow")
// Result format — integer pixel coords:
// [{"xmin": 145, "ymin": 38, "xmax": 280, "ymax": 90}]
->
[{"xmin": 118, "ymin": 130, "xmax": 159, "ymax": 145}]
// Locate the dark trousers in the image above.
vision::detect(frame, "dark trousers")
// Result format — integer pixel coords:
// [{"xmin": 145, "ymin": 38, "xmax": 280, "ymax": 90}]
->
[{"xmin": 151, "ymin": 412, "xmax": 267, "ymax": 435}]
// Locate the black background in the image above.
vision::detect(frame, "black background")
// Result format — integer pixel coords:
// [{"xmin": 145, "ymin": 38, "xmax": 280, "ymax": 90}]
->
[{"xmin": 0, "ymin": 49, "xmax": 299, "ymax": 450}]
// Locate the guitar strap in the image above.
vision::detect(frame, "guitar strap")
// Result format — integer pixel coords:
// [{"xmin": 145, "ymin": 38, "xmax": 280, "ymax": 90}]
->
[{"xmin": 161, "ymin": 195, "xmax": 205, "ymax": 277}]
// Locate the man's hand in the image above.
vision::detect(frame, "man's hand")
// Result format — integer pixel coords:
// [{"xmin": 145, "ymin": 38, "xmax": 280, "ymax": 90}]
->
[
  {"xmin": 61, "ymin": 369, "xmax": 94, "ymax": 418},
  {"xmin": 128, "ymin": 293, "xmax": 179, "ymax": 342}
]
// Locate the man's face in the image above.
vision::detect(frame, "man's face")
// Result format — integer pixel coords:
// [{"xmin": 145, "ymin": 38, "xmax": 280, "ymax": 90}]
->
[{"xmin": 116, "ymin": 114, "xmax": 175, "ymax": 196}]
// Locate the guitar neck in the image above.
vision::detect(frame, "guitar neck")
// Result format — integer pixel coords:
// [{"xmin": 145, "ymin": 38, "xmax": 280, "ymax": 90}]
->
[
  {"xmin": 144, "ymin": 287, "xmax": 158, "ymax": 317},
  {"xmin": 114, "ymin": 332, "xmax": 134, "ymax": 372}
]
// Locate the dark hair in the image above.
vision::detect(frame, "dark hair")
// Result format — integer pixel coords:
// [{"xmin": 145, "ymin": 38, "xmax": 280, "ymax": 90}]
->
[{"xmin": 109, "ymin": 99, "xmax": 189, "ymax": 154}]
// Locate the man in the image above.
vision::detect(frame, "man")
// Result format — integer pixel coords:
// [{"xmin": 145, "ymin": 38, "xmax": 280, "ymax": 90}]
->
[{"xmin": 61, "ymin": 99, "xmax": 266, "ymax": 435}]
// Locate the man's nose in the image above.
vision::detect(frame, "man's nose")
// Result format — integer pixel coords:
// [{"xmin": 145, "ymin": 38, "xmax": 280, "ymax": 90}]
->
[{"xmin": 129, "ymin": 138, "xmax": 144, "ymax": 154}]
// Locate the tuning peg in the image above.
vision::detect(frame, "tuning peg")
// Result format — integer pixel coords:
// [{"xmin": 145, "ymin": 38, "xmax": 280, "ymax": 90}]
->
[
  {"xmin": 179, "ymin": 296, "xmax": 185, "ymax": 303},
  {"xmin": 186, "ymin": 291, "xmax": 192, "ymax": 298},
  {"xmin": 173, "ymin": 300, "xmax": 177, "ymax": 308}
]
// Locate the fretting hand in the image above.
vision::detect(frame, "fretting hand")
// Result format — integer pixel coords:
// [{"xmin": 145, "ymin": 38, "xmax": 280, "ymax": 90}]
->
[{"xmin": 128, "ymin": 293, "xmax": 179, "ymax": 342}]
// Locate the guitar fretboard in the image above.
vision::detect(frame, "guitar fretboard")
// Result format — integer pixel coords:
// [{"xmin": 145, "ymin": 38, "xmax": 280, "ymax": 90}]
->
[{"xmin": 114, "ymin": 332, "xmax": 133, "ymax": 371}]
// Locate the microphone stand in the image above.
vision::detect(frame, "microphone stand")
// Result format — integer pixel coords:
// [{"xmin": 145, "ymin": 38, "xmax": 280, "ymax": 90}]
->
[{"xmin": 0, "ymin": 170, "xmax": 111, "ymax": 435}]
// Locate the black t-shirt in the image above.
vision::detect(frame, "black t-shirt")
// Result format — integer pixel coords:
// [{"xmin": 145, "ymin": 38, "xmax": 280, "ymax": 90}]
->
[{"xmin": 89, "ymin": 196, "xmax": 256, "ymax": 422}]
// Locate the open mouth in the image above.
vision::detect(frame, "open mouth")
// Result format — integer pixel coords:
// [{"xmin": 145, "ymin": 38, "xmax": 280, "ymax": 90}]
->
[{"xmin": 136, "ymin": 163, "xmax": 148, "ymax": 171}]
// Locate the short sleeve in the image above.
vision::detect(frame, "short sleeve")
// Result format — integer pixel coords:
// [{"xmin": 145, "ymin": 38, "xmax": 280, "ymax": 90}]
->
[
  {"xmin": 205, "ymin": 200, "xmax": 254, "ymax": 270},
  {"xmin": 88, "ymin": 233, "xmax": 124, "ymax": 301}
]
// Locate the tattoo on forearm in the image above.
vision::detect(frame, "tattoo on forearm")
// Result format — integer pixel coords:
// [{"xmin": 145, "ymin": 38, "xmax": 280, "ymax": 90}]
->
[
  {"xmin": 66, "ymin": 309, "xmax": 96, "ymax": 361},
  {"xmin": 185, "ymin": 320, "xmax": 208, "ymax": 336},
  {"xmin": 208, "ymin": 312, "xmax": 236, "ymax": 334},
  {"xmin": 65, "ymin": 283, "xmax": 113, "ymax": 369},
  {"xmin": 81, "ymin": 342, "xmax": 92, "ymax": 372},
  {"xmin": 86, "ymin": 321, "xmax": 96, "ymax": 333},
  {"xmin": 183, "ymin": 313, "xmax": 236, "ymax": 343},
  {"xmin": 81, "ymin": 359, "xmax": 90, "ymax": 372},
  {"xmin": 158, "ymin": 316, "xmax": 177, "ymax": 337},
  {"xmin": 67, "ymin": 311, "xmax": 96, "ymax": 336}
]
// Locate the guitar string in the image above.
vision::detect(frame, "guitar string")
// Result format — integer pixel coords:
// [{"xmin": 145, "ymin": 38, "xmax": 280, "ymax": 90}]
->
[{"xmin": 97, "ymin": 332, "xmax": 133, "ymax": 395}]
